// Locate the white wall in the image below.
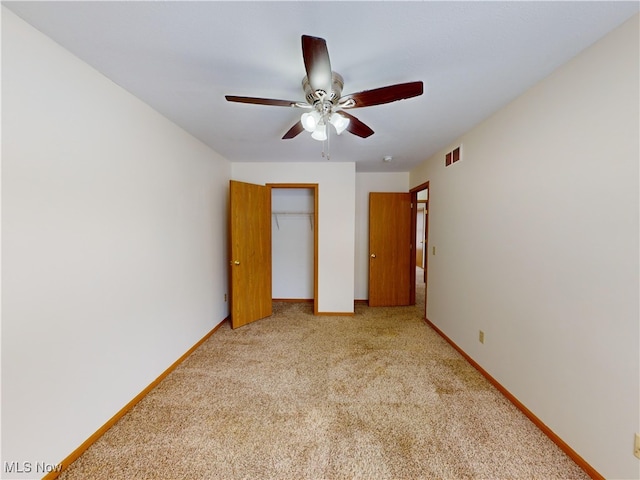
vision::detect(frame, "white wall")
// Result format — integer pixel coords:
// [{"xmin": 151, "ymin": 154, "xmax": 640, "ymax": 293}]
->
[
  {"xmin": 272, "ymin": 188, "xmax": 314, "ymax": 299},
  {"xmin": 232, "ymin": 162, "xmax": 355, "ymax": 313},
  {"xmin": 354, "ymin": 173, "xmax": 410, "ymax": 300},
  {"xmin": 410, "ymin": 15, "xmax": 639, "ymax": 480},
  {"xmin": 2, "ymin": 8, "xmax": 231, "ymax": 476}
]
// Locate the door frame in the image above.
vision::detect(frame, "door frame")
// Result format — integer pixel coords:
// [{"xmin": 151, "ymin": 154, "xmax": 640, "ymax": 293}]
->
[
  {"xmin": 415, "ymin": 203, "xmax": 426, "ymax": 269},
  {"xmin": 410, "ymin": 181, "xmax": 429, "ymax": 317},
  {"xmin": 267, "ymin": 183, "xmax": 319, "ymax": 315}
]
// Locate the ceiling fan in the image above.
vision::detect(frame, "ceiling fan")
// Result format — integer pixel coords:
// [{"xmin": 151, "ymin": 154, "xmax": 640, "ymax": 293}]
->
[{"xmin": 225, "ymin": 35, "xmax": 424, "ymax": 143}]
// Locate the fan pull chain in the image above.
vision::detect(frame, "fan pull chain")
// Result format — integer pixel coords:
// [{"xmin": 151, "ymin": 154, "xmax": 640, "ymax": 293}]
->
[{"xmin": 323, "ymin": 124, "xmax": 331, "ymax": 160}]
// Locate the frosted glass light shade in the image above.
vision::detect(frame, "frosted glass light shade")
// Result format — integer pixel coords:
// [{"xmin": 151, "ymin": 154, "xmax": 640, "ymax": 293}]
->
[
  {"xmin": 301, "ymin": 111, "xmax": 320, "ymax": 132},
  {"xmin": 311, "ymin": 124, "xmax": 327, "ymax": 141},
  {"xmin": 329, "ymin": 113, "xmax": 350, "ymax": 135}
]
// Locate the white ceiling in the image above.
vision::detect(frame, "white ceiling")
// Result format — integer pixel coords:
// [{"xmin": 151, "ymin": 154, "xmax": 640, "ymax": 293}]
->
[{"xmin": 4, "ymin": 1, "xmax": 638, "ymax": 172}]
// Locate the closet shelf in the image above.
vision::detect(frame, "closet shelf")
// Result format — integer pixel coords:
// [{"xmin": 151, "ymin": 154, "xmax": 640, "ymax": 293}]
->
[{"xmin": 272, "ymin": 212, "xmax": 314, "ymax": 230}]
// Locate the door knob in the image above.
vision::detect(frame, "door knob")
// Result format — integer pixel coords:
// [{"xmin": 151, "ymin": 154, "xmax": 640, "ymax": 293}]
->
[
  {"xmin": 370, "ymin": 254, "xmax": 376, "ymax": 258},
  {"xmin": 230, "ymin": 260, "xmax": 240, "ymax": 265}
]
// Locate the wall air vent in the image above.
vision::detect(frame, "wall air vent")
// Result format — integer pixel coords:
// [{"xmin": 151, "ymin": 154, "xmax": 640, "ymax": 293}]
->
[{"xmin": 445, "ymin": 146, "xmax": 462, "ymax": 167}]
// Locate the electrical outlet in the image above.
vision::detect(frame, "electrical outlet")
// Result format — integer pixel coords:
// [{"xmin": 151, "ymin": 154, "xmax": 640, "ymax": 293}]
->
[
  {"xmin": 634, "ymin": 433, "xmax": 640, "ymax": 459},
  {"xmin": 224, "ymin": 294, "xmax": 227, "ymax": 302},
  {"xmin": 432, "ymin": 246, "xmax": 436, "ymax": 255},
  {"xmin": 479, "ymin": 330, "xmax": 485, "ymax": 344}
]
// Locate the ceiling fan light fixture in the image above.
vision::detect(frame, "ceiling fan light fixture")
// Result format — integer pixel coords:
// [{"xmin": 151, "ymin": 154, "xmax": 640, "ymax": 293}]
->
[
  {"xmin": 301, "ymin": 111, "xmax": 320, "ymax": 132},
  {"xmin": 311, "ymin": 124, "xmax": 327, "ymax": 141},
  {"xmin": 329, "ymin": 113, "xmax": 349, "ymax": 135}
]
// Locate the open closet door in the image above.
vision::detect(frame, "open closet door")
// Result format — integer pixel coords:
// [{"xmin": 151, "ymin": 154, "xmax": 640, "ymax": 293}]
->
[
  {"xmin": 229, "ymin": 180, "xmax": 272, "ymax": 328},
  {"xmin": 368, "ymin": 192, "xmax": 412, "ymax": 306}
]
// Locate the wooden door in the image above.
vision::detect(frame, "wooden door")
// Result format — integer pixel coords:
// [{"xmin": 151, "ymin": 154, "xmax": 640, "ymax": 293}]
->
[
  {"xmin": 229, "ymin": 180, "xmax": 272, "ymax": 328},
  {"xmin": 369, "ymin": 192, "xmax": 412, "ymax": 306}
]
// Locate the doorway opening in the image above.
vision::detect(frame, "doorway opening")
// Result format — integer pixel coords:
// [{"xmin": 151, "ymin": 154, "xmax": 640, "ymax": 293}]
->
[
  {"xmin": 410, "ymin": 181, "xmax": 429, "ymax": 317},
  {"xmin": 268, "ymin": 184, "xmax": 319, "ymax": 315}
]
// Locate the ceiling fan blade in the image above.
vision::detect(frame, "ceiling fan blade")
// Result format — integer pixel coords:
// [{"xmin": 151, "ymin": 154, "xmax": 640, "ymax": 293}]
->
[
  {"xmin": 337, "ymin": 111, "xmax": 374, "ymax": 138},
  {"xmin": 282, "ymin": 121, "xmax": 304, "ymax": 139},
  {"xmin": 301, "ymin": 35, "xmax": 332, "ymax": 95},
  {"xmin": 225, "ymin": 95, "xmax": 299, "ymax": 107},
  {"xmin": 339, "ymin": 81, "xmax": 424, "ymax": 109}
]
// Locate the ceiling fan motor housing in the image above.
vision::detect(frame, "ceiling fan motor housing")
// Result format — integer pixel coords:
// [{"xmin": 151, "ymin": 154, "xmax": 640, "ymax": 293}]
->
[{"xmin": 303, "ymin": 72, "xmax": 344, "ymax": 105}]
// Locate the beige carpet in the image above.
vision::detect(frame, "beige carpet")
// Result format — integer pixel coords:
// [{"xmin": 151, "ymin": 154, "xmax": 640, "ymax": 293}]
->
[{"xmin": 59, "ymin": 275, "xmax": 588, "ymax": 479}]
